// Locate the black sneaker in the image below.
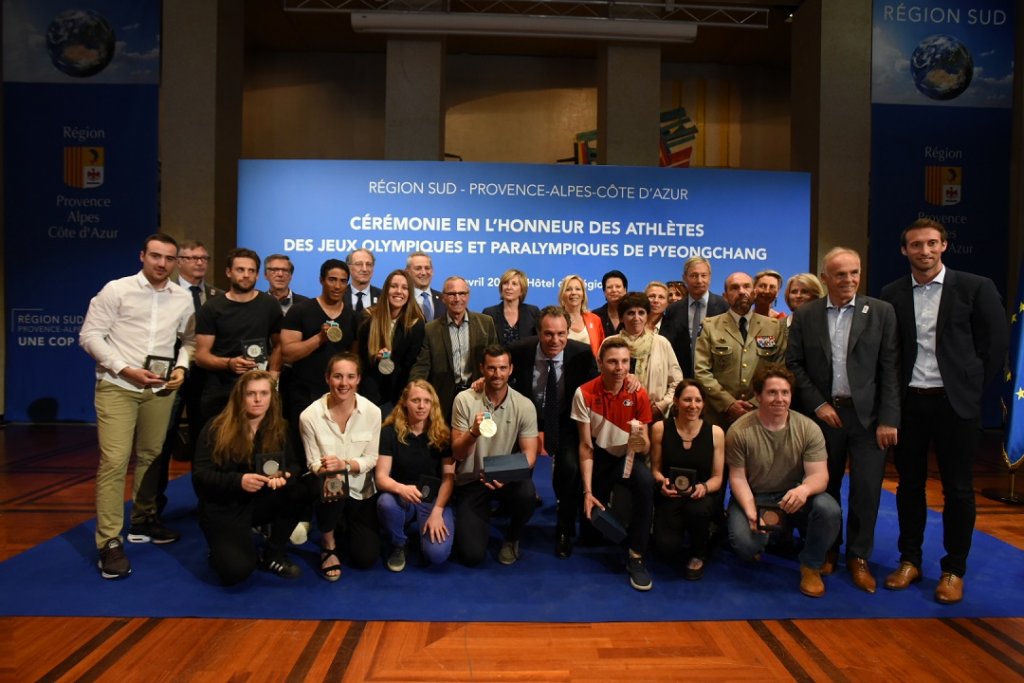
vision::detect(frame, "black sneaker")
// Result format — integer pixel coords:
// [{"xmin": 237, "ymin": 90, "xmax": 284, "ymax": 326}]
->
[
  {"xmin": 98, "ymin": 539, "xmax": 132, "ymax": 579},
  {"xmin": 626, "ymin": 554, "xmax": 653, "ymax": 591},
  {"xmin": 127, "ymin": 519, "xmax": 181, "ymax": 545},
  {"xmin": 386, "ymin": 546, "xmax": 407, "ymax": 573},
  {"xmin": 260, "ymin": 553, "xmax": 301, "ymax": 579}
]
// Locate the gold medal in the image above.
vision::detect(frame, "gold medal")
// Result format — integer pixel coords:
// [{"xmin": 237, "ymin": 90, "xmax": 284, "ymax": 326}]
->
[{"xmin": 325, "ymin": 321, "xmax": 343, "ymax": 342}]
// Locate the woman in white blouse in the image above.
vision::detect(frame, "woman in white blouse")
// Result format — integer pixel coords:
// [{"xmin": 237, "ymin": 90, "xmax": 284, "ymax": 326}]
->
[{"xmin": 299, "ymin": 352, "xmax": 382, "ymax": 581}]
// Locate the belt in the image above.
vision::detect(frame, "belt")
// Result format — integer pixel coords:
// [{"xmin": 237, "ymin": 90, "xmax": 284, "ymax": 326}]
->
[
  {"xmin": 909, "ymin": 386, "xmax": 944, "ymax": 396},
  {"xmin": 831, "ymin": 396, "xmax": 854, "ymax": 408}
]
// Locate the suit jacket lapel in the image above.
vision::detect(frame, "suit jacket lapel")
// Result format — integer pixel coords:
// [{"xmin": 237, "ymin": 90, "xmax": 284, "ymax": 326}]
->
[
  {"xmin": 935, "ymin": 269, "xmax": 955, "ymax": 345},
  {"xmin": 811, "ymin": 301, "xmax": 832, "ymax": 364},
  {"xmin": 438, "ymin": 321, "xmax": 454, "ymax": 375},
  {"xmin": 848, "ymin": 297, "xmax": 867, "ymax": 352}
]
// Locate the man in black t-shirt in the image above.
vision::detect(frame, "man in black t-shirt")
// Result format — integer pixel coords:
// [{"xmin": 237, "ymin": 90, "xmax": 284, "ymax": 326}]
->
[
  {"xmin": 280, "ymin": 259, "xmax": 356, "ymax": 423},
  {"xmin": 195, "ymin": 248, "xmax": 283, "ymax": 422}
]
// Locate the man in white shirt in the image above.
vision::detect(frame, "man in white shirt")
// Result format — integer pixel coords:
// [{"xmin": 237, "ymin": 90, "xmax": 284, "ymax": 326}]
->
[
  {"xmin": 79, "ymin": 233, "xmax": 196, "ymax": 580},
  {"xmin": 346, "ymin": 248, "xmax": 381, "ymax": 314}
]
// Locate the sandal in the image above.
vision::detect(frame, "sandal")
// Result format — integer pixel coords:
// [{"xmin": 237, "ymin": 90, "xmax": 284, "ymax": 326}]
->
[{"xmin": 320, "ymin": 547, "xmax": 342, "ymax": 582}]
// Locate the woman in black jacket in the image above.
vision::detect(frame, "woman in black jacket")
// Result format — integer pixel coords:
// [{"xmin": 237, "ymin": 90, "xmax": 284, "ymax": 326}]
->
[{"xmin": 192, "ymin": 369, "xmax": 306, "ymax": 585}]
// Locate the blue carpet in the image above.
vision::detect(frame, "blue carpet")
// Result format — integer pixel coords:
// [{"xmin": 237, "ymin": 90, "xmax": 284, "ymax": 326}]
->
[{"xmin": 2, "ymin": 457, "xmax": 1023, "ymax": 622}]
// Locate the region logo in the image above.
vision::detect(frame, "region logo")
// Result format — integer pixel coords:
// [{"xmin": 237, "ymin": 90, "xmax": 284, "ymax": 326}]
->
[
  {"xmin": 63, "ymin": 146, "xmax": 104, "ymax": 189},
  {"xmin": 924, "ymin": 165, "xmax": 961, "ymax": 206}
]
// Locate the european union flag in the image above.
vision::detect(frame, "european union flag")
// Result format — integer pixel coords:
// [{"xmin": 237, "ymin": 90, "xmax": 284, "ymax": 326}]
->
[{"xmin": 1004, "ymin": 267, "xmax": 1024, "ymax": 469}]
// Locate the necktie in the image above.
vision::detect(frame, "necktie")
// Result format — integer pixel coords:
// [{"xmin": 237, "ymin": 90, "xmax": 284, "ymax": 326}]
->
[
  {"xmin": 421, "ymin": 291, "xmax": 433, "ymax": 320},
  {"xmin": 189, "ymin": 285, "xmax": 202, "ymax": 314},
  {"xmin": 690, "ymin": 299, "xmax": 703, "ymax": 361},
  {"xmin": 738, "ymin": 316, "xmax": 748, "ymax": 342},
  {"xmin": 356, "ymin": 291, "xmax": 365, "ymax": 313},
  {"xmin": 544, "ymin": 360, "xmax": 560, "ymax": 457}
]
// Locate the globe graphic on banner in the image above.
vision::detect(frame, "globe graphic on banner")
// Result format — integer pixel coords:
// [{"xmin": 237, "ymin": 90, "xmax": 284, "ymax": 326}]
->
[
  {"xmin": 910, "ymin": 34, "xmax": 973, "ymax": 101},
  {"xmin": 46, "ymin": 9, "xmax": 116, "ymax": 78}
]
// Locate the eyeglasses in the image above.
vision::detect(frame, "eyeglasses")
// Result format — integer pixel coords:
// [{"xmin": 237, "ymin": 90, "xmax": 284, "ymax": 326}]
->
[
  {"xmin": 179, "ymin": 255, "xmax": 210, "ymax": 262},
  {"xmin": 444, "ymin": 291, "xmax": 469, "ymax": 298},
  {"xmin": 265, "ymin": 268, "xmax": 291, "ymax": 274}
]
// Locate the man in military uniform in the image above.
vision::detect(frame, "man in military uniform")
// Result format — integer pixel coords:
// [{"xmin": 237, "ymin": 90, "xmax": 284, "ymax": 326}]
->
[{"xmin": 694, "ymin": 272, "xmax": 788, "ymax": 429}]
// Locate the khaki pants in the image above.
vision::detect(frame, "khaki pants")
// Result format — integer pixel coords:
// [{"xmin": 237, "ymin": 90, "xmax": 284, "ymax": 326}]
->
[{"xmin": 94, "ymin": 381, "xmax": 176, "ymax": 549}]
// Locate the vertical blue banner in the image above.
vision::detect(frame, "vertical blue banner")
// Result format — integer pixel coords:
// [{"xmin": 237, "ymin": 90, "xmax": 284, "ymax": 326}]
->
[
  {"xmin": 3, "ymin": 1, "xmax": 161, "ymax": 421},
  {"xmin": 869, "ymin": 1, "xmax": 1015, "ymax": 296}
]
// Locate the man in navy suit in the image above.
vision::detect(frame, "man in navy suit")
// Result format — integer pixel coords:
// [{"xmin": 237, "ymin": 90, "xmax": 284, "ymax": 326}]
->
[
  {"xmin": 508, "ymin": 306, "xmax": 599, "ymax": 558},
  {"xmin": 407, "ymin": 251, "xmax": 447, "ymax": 321},
  {"xmin": 663, "ymin": 256, "xmax": 729, "ymax": 377},
  {"xmin": 880, "ymin": 219, "xmax": 1008, "ymax": 604},
  {"xmin": 346, "ymin": 248, "xmax": 381, "ymax": 315},
  {"xmin": 787, "ymin": 247, "xmax": 900, "ymax": 593}
]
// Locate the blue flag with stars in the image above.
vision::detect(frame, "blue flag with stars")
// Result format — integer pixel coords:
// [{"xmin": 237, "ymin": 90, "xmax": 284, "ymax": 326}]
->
[{"xmin": 1005, "ymin": 267, "xmax": 1024, "ymax": 469}]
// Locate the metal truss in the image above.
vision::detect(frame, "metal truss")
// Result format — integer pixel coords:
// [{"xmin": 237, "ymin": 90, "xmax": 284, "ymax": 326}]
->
[{"xmin": 283, "ymin": 0, "xmax": 772, "ymax": 29}]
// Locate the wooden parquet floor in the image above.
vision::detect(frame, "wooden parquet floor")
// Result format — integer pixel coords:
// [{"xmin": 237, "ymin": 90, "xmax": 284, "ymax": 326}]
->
[{"xmin": 1, "ymin": 424, "xmax": 1023, "ymax": 682}]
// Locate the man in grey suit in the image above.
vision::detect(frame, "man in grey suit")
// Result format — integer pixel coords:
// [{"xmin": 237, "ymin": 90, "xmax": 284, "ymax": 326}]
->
[
  {"xmin": 410, "ymin": 276, "xmax": 498, "ymax": 423},
  {"xmin": 880, "ymin": 219, "xmax": 1008, "ymax": 604},
  {"xmin": 787, "ymin": 247, "xmax": 899, "ymax": 593}
]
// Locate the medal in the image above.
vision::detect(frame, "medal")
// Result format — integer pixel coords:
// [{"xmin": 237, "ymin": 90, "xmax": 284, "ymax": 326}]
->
[
  {"xmin": 325, "ymin": 321, "xmax": 343, "ymax": 342},
  {"xmin": 673, "ymin": 473, "xmax": 691, "ymax": 490},
  {"xmin": 478, "ymin": 411, "xmax": 497, "ymax": 438},
  {"xmin": 378, "ymin": 350, "xmax": 395, "ymax": 375},
  {"xmin": 262, "ymin": 459, "xmax": 280, "ymax": 477},
  {"xmin": 245, "ymin": 344, "xmax": 263, "ymax": 360}
]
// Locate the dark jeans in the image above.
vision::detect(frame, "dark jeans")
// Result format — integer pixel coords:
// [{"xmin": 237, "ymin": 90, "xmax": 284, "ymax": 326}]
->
[
  {"xmin": 894, "ymin": 390, "xmax": 979, "ymax": 577},
  {"xmin": 727, "ymin": 492, "xmax": 841, "ymax": 569},
  {"xmin": 591, "ymin": 450, "xmax": 653, "ymax": 556},
  {"xmin": 199, "ymin": 482, "xmax": 305, "ymax": 586},
  {"xmin": 653, "ymin": 493, "xmax": 715, "ymax": 561},
  {"xmin": 304, "ymin": 476, "xmax": 381, "ymax": 569},
  {"xmin": 454, "ymin": 478, "xmax": 537, "ymax": 566}
]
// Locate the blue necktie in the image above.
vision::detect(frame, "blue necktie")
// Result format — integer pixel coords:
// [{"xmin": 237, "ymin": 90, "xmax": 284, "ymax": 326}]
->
[{"xmin": 421, "ymin": 291, "xmax": 433, "ymax": 320}]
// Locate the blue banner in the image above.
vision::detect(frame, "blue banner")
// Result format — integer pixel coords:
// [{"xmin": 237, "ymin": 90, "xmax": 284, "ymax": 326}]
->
[
  {"xmin": 868, "ymin": 0, "xmax": 1015, "ymax": 296},
  {"xmin": 1005, "ymin": 268, "xmax": 1024, "ymax": 469},
  {"xmin": 3, "ymin": 1, "xmax": 161, "ymax": 421},
  {"xmin": 238, "ymin": 160, "xmax": 811, "ymax": 305}
]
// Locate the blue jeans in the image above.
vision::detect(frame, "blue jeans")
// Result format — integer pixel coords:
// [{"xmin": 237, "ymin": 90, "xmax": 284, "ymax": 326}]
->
[
  {"xmin": 727, "ymin": 491, "xmax": 840, "ymax": 569},
  {"xmin": 377, "ymin": 492, "xmax": 454, "ymax": 566}
]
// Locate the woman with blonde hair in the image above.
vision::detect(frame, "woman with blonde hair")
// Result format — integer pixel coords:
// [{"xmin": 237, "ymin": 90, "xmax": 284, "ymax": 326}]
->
[
  {"xmin": 482, "ymin": 268, "xmax": 541, "ymax": 345},
  {"xmin": 644, "ymin": 281, "xmax": 671, "ymax": 333},
  {"xmin": 783, "ymin": 272, "xmax": 825, "ymax": 320},
  {"xmin": 375, "ymin": 380, "xmax": 456, "ymax": 571},
  {"xmin": 559, "ymin": 274, "xmax": 604, "ymax": 358},
  {"xmin": 192, "ymin": 369, "xmax": 305, "ymax": 584},
  {"xmin": 357, "ymin": 269, "xmax": 426, "ymax": 413}
]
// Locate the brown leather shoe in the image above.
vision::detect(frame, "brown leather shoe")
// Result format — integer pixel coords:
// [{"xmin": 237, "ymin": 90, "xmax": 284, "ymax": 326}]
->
[
  {"xmin": 799, "ymin": 565, "xmax": 825, "ymax": 598},
  {"xmin": 884, "ymin": 561, "xmax": 922, "ymax": 590},
  {"xmin": 848, "ymin": 557, "xmax": 877, "ymax": 594},
  {"xmin": 934, "ymin": 572, "xmax": 964, "ymax": 604},
  {"xmin": 821, "ymin": 549, "xmax": 838, "ymax": 576}
]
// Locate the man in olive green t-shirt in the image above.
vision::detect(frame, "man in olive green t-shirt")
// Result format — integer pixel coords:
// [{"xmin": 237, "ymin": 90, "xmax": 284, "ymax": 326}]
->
[{"xmin": 726, "ymin": 363, "xmax": 841, "ymax": 598}]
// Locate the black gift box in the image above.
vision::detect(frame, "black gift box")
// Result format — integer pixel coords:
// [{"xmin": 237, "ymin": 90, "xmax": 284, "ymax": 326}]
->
[
  {"xmin": 482, "ymin": 453, "xmax": 531, "ymax": 482},
  {"xmin": 591, "ymin": 508, "xmax": 628, "ymax": 544}
]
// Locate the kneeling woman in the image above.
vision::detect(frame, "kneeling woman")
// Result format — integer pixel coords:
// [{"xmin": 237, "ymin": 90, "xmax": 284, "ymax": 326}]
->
[
  {"xmin": 375, "ymin": 380, "xmax": 456, "ymax": 571},
  {"xmin": 299, "ymin": 352, "xmax": 382, "ymax": 581},
  {"xmin": 193, "ymin": 370, "xmax": 306, "ymax": 584},
  {"xmin": 650, "ymin": 380, "xmax": 724, "ymax": 580}
]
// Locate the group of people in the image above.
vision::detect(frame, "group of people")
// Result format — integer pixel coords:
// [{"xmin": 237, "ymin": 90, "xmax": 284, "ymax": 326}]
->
[{"xmin": 79, "ymin": 217, "xmax": 1008, "ymax": 603}]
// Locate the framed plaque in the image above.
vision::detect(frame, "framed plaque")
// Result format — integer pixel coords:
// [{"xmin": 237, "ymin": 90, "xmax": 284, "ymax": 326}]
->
[
  {"xmin": 255, "ymin": 451, "xmax": 285, "ymax": 479},
  {"xmin": 320, "ymin": 470, "xmax": 350, "ymax": 503},
  {"xmin": 241, "ymin": 339, "xmax": 268, "ymax": 368},
  {"xmin": 669, "ymin": 467, "xmax": 698, "ymax": 493},
  {"xmin": 144, "ymin": 355, "xmax": 174, "ymax": 382},
  {"xmin": 757, "ymin": 505, "xmax": 787, "ymax": 532},
  {"xmin": 417, "ymin": 474, "xmax": 441, "ymax": 503}
]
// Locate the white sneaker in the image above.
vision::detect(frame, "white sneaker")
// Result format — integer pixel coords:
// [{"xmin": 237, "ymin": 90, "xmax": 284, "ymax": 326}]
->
[{"xmin": 289, "ymin": 521, "xmax": 310, "ymax": 545}]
